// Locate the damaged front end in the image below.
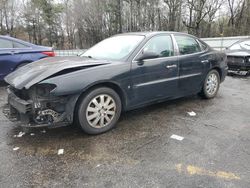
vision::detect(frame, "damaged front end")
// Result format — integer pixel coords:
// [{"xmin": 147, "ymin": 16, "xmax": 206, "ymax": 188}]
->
[{"xmin": 3, "ymin": 84, "xmax": 76, "ymax": 128}]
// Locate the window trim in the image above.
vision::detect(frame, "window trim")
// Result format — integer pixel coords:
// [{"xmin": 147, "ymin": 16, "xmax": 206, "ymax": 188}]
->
[{"xmin": 132, "ymin": 34, "xmax": 177, "ymax": 63}]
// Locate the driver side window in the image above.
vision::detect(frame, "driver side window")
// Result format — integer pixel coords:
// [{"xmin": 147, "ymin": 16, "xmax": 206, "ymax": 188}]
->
[{"xmin": 143, "ymin": 35, "xmax": 174, "ymax": 58}]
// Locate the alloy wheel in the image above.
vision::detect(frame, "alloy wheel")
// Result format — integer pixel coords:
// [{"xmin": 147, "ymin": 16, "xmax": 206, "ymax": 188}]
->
[
  {"xmin": 206, "ymin": 73, "xmax": 219, "ymax": 96},
  {"xmin": 86, "ymin": 94, "xmax": 116, "ymax": 128}
]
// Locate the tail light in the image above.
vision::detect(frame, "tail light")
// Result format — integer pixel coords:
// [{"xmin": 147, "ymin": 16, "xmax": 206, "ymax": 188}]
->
[{"xmin": 42, "ymin": 51, "xmax": 55, "ymax": 57}]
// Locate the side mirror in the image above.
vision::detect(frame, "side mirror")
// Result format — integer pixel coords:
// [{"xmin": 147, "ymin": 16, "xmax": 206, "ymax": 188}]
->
[{"xmin": 135, "ymin": 51, "xmax": 159, "ymax": 63}]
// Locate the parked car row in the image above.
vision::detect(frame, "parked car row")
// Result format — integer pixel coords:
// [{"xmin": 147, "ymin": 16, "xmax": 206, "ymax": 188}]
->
[{"xmin": 2, "ymin": 33, "xmax": 249, "ymax": 135}]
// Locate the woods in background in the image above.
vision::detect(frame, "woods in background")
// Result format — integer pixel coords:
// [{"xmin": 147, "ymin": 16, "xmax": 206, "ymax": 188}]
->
[{"xmin": 0, "ymin": 0, "xmax": 249, "ymax": 49}]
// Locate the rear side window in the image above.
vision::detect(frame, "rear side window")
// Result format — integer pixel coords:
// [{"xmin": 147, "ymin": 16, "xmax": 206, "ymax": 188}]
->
[
  {"xmin": 175, "ymin": 35, "xmax": 201, "ymax": 55},
  {"xmin": 13, "ymin": 42, "xmax": 28, "ymax": 48},
  {"xmin": 143, "ymin": 35, "xmax": 174, "ymax": 58},
  {"xmin": 0, "ymin": 39, "xmax": 13, "ymax": 48}
]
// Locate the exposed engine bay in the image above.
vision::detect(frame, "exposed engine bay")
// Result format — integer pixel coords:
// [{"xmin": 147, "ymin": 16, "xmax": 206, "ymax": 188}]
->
[{"xmin": 3, "ymin": 85, "xmax": 76, "ymax": 127}]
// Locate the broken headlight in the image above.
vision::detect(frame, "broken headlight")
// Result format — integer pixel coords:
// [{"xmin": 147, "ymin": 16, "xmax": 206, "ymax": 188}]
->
[{"xmin": 36, "ymin": 83, "xmax": 57, "ymax": 97}]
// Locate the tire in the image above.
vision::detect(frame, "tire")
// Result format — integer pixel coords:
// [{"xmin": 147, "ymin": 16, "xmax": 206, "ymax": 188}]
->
[
  {"xmin": 200, "ymin": 69, "xmax": 220, "ymax": 99},
  {"xmin": 77, "ymin": 87, "xmax": 122, "ymax": 135}
]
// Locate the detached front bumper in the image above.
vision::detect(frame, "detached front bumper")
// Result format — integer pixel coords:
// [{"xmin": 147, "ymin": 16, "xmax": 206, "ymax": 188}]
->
[{"xmin": 3, "ymin": 87, "xmax": 72, "ymax": 128}]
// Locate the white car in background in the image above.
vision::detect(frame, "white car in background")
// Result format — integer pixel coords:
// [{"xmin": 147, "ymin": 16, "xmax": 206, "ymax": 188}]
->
[{"xmin": 226, "ymin": 39, "xmax": 250, "ymax": 72}]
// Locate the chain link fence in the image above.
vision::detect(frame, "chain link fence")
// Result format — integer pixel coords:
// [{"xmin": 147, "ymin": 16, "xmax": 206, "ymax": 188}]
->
[
  {"xmin": 201, "ymin": 36, "xmax": 250, "ymax": 51},
  {"xmin": 54, "ymin": 36, "xmax": 250, "ymax": 56},
  {"xmin": 55, "ymin": 49, "xmax": 86, "ymax": 56}
]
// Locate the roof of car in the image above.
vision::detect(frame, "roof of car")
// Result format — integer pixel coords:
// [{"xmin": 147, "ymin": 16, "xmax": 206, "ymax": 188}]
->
[
  {"xmin": 0, "ymin": 35, "xmax": 53, "ymax": 50},
  {"xmin": 116, "ymin": 31, "xmax": 197, "ymax": 38},
  {"xmin": 0, "ymin": 35, "xmax": 34, "ymax": 46}
]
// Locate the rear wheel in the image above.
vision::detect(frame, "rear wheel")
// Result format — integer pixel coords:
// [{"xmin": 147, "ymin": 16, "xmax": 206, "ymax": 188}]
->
[
  {"xmin": 77, "ymin": 87, "xmax": 122, "ymax": 135},
  {"xmin": 200, "ymin": 70, "xmax": 220, "ymax": 99}
]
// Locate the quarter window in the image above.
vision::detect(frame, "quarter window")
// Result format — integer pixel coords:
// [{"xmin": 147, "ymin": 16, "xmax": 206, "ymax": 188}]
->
[
  {"xmin": 175, "ymin": 35, "xmax": 201, "ymax": 55},
  {"xmin": 13, "ymin": 42, "xmax": 28, "ymax": 48},
  {"xmin": 143, "ymin": 35, "xmax": 174, "ymax": 58},
  {"xmin": 0, "ymin": 39, "xmax": 13, "ymax": 48},
  {"xmin": 198, "ymin": 40, "xmax": 208, "ymax": 51}
]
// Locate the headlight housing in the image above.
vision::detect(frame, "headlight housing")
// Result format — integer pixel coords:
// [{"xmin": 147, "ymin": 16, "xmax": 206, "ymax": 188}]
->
[{"xmin": 36, "ymin": 83, "xmax": 57, "ymax": 97}]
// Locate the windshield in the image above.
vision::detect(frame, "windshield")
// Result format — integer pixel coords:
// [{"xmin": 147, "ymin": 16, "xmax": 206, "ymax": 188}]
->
[
  {"xmin": 229, "ymin": 40, "xmax": 250, "ymax": 50},
  {"xmin": 81, "ymin": 35, "xmax": 144, "ymax": 61}
]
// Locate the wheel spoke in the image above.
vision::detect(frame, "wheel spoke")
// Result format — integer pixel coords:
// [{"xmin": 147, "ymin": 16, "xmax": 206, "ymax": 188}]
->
[
  {"xmin": 100, "ymin": 116, "xmax": 105, "ymax": 127},
  {"xmin": 104, "ymin": 115, "xmax": 112, "ymax": 124},
  {"xmin": 100, "ymin": 95, "xmax": 105, "ymax": 107},
  {"xmin": 104, "ymin": 97, "xmax": 111, "ymax": 108},
  {"xmin": 87, "ymin": 113, "xmax": 99, "ymax": 121},
  {"xmin": 107, "ymin": 103, "xmax": 115, "ymax": 110},
  {"xmin": 92, "ymin": 98, "xmax": 101, "ymax": 109},
  {"xmin": 92, "ymin": 116, "xmax": 101, "ymax": 126},
  {"xmin": 87, "ymin": 106, "xmax": 98, "ymax": 113},
  {"xmin": 106, "ymin": 110, "xmax": 115, "ymax": 115}
]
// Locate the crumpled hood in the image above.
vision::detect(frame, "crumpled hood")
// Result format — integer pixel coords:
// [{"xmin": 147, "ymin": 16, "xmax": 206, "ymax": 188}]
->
[{"xmin": 5, "ymin": 56, "xmax": 110, "ymax": 89}]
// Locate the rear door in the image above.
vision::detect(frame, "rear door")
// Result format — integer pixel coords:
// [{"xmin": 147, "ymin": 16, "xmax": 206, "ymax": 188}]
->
[
  {"xmin": 130, "ymin": 34, "xmax": 179, "ymax": 105},
  {"xmin": 174, "ymin": 35, "xmax": 208, "ymax": 95}
]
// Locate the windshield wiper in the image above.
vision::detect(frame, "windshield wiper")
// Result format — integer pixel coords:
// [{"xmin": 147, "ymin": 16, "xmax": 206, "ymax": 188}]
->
[{"xmin": 81, "ymin": 55, "xmax": 93, "ymax": 58}]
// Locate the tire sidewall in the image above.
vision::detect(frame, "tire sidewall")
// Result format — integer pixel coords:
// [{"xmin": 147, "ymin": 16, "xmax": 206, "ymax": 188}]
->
[
  {"xmin": 77, "ymin": 87, "xmax": 122, "ymax": 135},
  {"xmin": 203, "ymin": 70, "xmax": 220, "ymax": 99}
]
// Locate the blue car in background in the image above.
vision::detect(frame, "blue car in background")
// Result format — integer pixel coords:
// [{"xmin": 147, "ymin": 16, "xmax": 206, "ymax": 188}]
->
[{"xmin": 0, "ymin": 35, "xmax": 55, "ymax": 81}]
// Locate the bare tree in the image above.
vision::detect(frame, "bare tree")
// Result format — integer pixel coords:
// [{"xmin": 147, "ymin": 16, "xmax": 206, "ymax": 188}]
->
[
  {"xmin": 0, "ymin": 0, "xmax": 248, "ymax": 49},
  {"xmin": 164, "ymin": 0, "xmax": 182, "ymax": 31}
]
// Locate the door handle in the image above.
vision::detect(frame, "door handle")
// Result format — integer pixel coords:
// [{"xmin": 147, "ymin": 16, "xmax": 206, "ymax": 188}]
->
[
  {"xmin": 10, "ymin": 51, "xmax": 17, "ymax": 55},
  {"xmin": 166, "ymin": 64, "xmax": 177, "ymax": 69},
  {"xmin": 201, "ymin": 60, "xmax": 209, "ymax": 63}
]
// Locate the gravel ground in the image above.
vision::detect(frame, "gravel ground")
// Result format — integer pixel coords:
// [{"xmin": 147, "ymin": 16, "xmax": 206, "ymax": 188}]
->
[{"xmin": 0, "ymin": 75, "xmax": 250, "ymax": 188}]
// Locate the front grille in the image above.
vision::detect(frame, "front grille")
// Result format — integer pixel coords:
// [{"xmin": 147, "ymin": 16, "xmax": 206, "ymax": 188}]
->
[{"xmin": 227, "ymin": 56, "xmax": 245, "ymax": 65}]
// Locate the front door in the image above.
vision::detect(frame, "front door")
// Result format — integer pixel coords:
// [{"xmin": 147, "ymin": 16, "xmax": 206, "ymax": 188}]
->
[{"xmin": 130, "ymin": 35, "xmax": 179, "ymax": 106}]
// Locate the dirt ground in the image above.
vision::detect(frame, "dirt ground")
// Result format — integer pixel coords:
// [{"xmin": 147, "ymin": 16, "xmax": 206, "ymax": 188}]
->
[{"xmin": 0, "ymin": 74, "xmax": 250, "ymax": 188}]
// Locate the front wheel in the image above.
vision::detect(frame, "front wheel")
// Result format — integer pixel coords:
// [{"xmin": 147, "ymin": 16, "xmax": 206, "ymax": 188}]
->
[
  {"xmin": 77, "ymin": 87, "xmax": 122, "ymax": 135},
  {"xmin": 200, "ymin": 70, "xmax": 220, "ymax": 99}
]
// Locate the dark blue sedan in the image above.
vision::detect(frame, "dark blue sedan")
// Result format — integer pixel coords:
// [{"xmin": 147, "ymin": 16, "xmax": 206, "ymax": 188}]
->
[{"xmin": 0, "ymin": 35, "xmax": 55, "ymax": 80}]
